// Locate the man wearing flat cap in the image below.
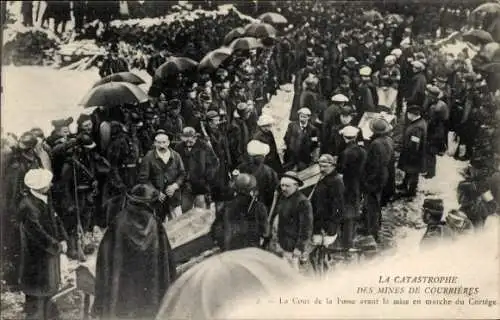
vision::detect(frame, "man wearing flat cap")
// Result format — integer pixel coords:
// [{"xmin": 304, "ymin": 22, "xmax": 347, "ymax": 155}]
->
[
  {"xmin": 406, "ymin": 60, "xmax": 427, "ymax": 107},
  {"xmin": 423, "ymin": 85, "xmax": 449, "ymax": 179},
  {"xmin": 138, "ymin": 130, "xmax": 186, "ymax": 222},
  {"xmin": 284, "ymin": 107, "xmax": 320, "ymax": 171},
  {"xmin": 228, "ymin": 101, "xmax": 258, "ymax": 166},
  {"xmin": 356, "ymin": 66, "xmax": 378, "ymax": 123},
  {"xmin": 338, "ymin": 126, "xmax": 367, "ymax": 249},
  {"xmin": 398, "ymin": 105, "xmax": 427, "ymax": 198},
  {"xmin": 18, "ymin": 169, "xmax": 68, "ymax": 320},
  {"xmin": 253, "ymin": 114, "xmax": 283, "ymax": 174},
  {"xmin": 269, "ymin": 171, "xmax": 313, "ymax": 269},
  {"xmin": 310, "ymin": 154, "xmax": 345, "ymax": 241},
  {"xmin": 174, "ymin": 127, "xmax": 220, "ymax": 210}
]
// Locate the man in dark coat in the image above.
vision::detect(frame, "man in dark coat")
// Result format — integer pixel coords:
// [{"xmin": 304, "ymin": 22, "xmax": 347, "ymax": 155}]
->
[
  {"xmin": 338, "ymin": 126, "xmax": 367, "ymax": 249},
  {"xmin": 237, "ymin": 140, "xmax": 279, "ymax": 210},
  {"xmin": 253, "ymin": 114, "xmax": 283, "ymax": 174},
  {"xmin": 146, "ymin": 43, "xmax": 170, "ymax": 76},
  {"xmin": 18, "ymin": 169, "xmax": 68, "ymax": 320},
  {"xmin": 363, "ymin": 118, "xmax": 394, "ymax": 243},
  {"xmin": 228, "ymin": 102, "xmax": 258, "ymax": 167},
  {"xmin": 93, "ymin": 184, "xmax": 177, "ymax": 320},
  {"xmin": 397, "ymin": 105, "xmax": 427, "ymax": 198},
  {"xmin": 221, "ymin": 173, "xmax": 269, "ymax": 251},
  {"xmin": 137, "ymin": 130, "xmax": 186, "ymax": 221},
  {"xmin": 270, "ymin": 171, "xmax": 313, "ymax": 268},
  {"xmin": 356, "ymin": 66, "xmax": 378, "ymax": 123},
  {"xmin": 310, "ymin": 154, "xmax": 345, "ymax": 239},
  {"xmin": 284, "ymin": 108, "xmax": 320, "ymax": 171},
  {"xmin": 99, "ymin": 44, "xmax": 129, "ymax": 78},
  {"xmin": 423, "ymin": 86, "xmax": 449, "ymax": 178},
  {"xmin": 321, "ymin": 94, "xmax": 350, "ymax": 153},
  {"xmin": 406, "ymin": 61, "xmax": 427, "ymax": 107},
  {"xmin": 174, "ymin": 127, "xmax": 219, "ymax": 210}
]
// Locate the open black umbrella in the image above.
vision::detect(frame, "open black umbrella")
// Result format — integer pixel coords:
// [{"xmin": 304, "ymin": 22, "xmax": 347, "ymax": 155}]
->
[
  {"xmin": 154, "ymin": 57, "xmax": 198, "ymax": 80},
  {"xmin": 229, "ymin": 37, "xmax": 263, "ymax": 51},
  {"xmin": 198, "ymin": 47, "xmax": 233, "ymax": 72},
  {"xmin": 258, "ymin": 12, "xmax": 288, "ymax": 25},
  {"xmin": 223, "ymin": 27, "xmax": 245, "ymax": 46},
  {"xmin": 471, "ymin": 2, "xmax": 500, "ymax": 16},
  {"xmin": 244, "ymin": 22, "xmax": 277, "ymax": 39},
  {"xmin": 92, "ymin": 72, "xmax": 145, "ymax": 88},
  {"xmin": 462, "ymin": 30, "xmax": 495, "ymax": 45},
  {"xmin": 79, "ymin": 82, "xmax": 149, "ymax": 108}
]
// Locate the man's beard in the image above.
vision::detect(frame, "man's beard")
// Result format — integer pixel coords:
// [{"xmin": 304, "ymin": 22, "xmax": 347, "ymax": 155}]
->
[{"xmin": 157, "ymin": 147, "xmax": 168, "ymax": 153}]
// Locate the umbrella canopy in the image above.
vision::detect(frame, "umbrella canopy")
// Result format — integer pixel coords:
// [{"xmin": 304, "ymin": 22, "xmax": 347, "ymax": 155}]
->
[
  {"xmin": 92, "ymin": 72, "xmax": 145, "ymax": 88},
  {"xmin": 79, "ymin": 82, "xmax": 149, "ymax": 108},
  {"xmin": 479, "ymin": 42, "xmax": 500, "ymax": 62},
  {"xmin": 362, "ymin": 10, "xmax": 383, "ymax": 22},
  {"xmin": 471, "ymin": 2, "xmax": 500, "ymax": 16},
  {"xmin": 155, "ymin": 248, "xmax": 303, "ymax": 320},
  {"xmin": 229, "ymin": 37, "xmax": 263, "ymax": 51},
  {"xmin": 462, "ymin": 30, "xmax": 495, "ymax": 45},
  {"xmin": 244, "ymin": 22, "xmax": 277, "ymax": 38},
  {"xmin": 258, "ymin": 12, "xmax": 288, "ymax": 24},
  {"xmin": 478, "ymin": 62, "xmax": 500, "ymax": 73},
  {"xmin": 154, "ymin": 57, "xmax": 198, "ymax": 80},
  {"xmin": 487, "ymin": 16, "xmax": 500, "ymax": 42},
  {"xmin": 198, "ymin": 47, "xmax": 233, "ymax": 72},
  {"xmin": 223, "ymin": 27, "xmax": 246, "ymax": 46}
]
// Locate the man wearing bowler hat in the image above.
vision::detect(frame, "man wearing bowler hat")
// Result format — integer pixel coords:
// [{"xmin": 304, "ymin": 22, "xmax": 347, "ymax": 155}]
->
[
  {"xmin": 269, "ymin": 171, "xmax": 313, "ymax": 269},
  {"xmin": 363, "ymin": 118, "xmax": 394, "ymax": 243},
  {"xmin": 397, "ymin": 105, "xmax": 427, "ymax": 198}
]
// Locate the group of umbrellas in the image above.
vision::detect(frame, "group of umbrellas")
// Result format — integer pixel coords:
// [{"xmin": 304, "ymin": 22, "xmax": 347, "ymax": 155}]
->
[{"xmin": 79, "ymin": 11, "xmax": 289, "ymax": 109}]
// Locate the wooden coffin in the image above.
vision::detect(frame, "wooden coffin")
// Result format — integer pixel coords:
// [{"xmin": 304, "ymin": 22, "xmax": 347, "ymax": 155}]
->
[{"xmin": 298, "ymin": 164, "xmax": 321, "ymax": 196}]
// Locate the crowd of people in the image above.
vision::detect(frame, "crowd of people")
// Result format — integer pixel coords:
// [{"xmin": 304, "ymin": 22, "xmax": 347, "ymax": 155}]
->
[{"xmin": 2, "ymin": 1, "xmax": 500, "ymax": 319}]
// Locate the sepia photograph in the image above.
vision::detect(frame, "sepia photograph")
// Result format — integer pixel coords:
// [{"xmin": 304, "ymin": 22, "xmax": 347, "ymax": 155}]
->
[{"xmin": 0, "ymin": 1, "xmax": 499, "ymax": 319}]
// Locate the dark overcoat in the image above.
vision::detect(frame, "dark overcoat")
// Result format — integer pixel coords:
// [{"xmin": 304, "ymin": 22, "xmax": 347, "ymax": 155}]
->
[
  {"xmin": 274, "ymin": 190, "xmax": 313, "ymax": 253},
  {"xmin": 338, "ymin": 141, "xmax": 367, "ymax": 216},
  {"xmin": 252, "ymin": 127, "xmax": 283, "ymax": 174},
  {"xmin": 237, "ymin": 159, "xmax": 279, "ymax": 209},
  {"xmin": 310, "ymin": 171, "xmax": 345, "ymax": 235},
  {"xmin": 283, "ymin": 121, "xmax": 320, "ymax": 170},
  {"xmin": 364, "ymin": 135, "xmax": 394, "ymax": 193},
  {"xmin": 406, "ymin": 72, "xmax": 427, "ymax": 107},
  {"xmin": 174, "ymin": 139, "xmax": 220, "ymax": 195},
  {"xmin": 398, "ymin": 117, "xmax": 427, "ymax": 174},
  {"xmin": 18, "ymin": 193, "xmax": 68, "ymax": 296},
  {"xmin": 93, "ymin": 201, "xmax": 177, "ymax": 320}
]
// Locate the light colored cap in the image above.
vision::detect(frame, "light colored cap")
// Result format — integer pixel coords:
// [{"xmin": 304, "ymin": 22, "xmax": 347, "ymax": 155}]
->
[
  {"xmin": 359, "ymin": 66, "xmax": 372, "ymax": 76},
  {"xmin": 339, "ymin": 125, "xmax": 360, "ymax": 138},
  {"xmin": 390, "ymin": 48, "xmax": 402, "ymax": 58},
  {"xmin": 411, "ymin": 60, "xmax": 425, "ymax": 70},
  {"xmin": 24, "ymin": 169, "xmax": 53, "ymax": 190},
  {"xmin": 331, "ymin": 94, "xmax": 349, "ymax": 102},
  {"xmin": 297, "ymin": 107, "xmax": 312, "ymax": 115},
  {"xmin": 257, "ymin": 114, "xmax": 275, "ymax": 127},
  {"xmin": 318, "ymin": 154, "xmax": 337, "ymax": 164},
  {"xmin": 247, "ymin": 140, "xmax": 270, "ymax": 156},
  {"xmin": 384, "ymin": 55, "xmax": 396, "ymax": 64}
]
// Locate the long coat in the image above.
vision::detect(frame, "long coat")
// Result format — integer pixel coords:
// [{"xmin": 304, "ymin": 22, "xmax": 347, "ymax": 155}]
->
[
  {"xmin": 18, "ymin": 193, "xmax": 68, "ymax": 296},
  {"xmin": 338, "ymin": 141, "xmax": 367, "ymax": 217},
  {"xmin": 364, "ymin": 135, "xmax": 395, "ymax": 193},
  {"xmin": 310, "ymin": 171, "xmax": 345, "ymax": 235},
  {"xmin": 283, "ymin": 121, "xmax": 320, "ymax": 171},
  {"xmin": 174, "ymin": 139, "xmax": 219, "ymax": 195},
  {"xmin": 425, "ymin": 100, "xmax": 449, "ymax": 154},
  {"xmin": 406, "ymin": 72, "xmax": 427, "ymax": 107},
  {"xmin": 93, "ymin": 201, "xmax": 177, "ymax": 319},
  {"xmin": 206, "ymin": 127, "xmax": 233, "ymax": 200},
  {"xmin": 398, "ymin": 117, "xmax": 427, "ymax": 174},
  {"xmin": 252, "ymin": 127, "xmax": 283, "ymax": 174},
  {"xmin": 222, "ymin": 195, "xmax": 269, "ymax": 251},
  {"xmin": 273, "ymin": 190, "xmax": 313, "ymax": 253}
]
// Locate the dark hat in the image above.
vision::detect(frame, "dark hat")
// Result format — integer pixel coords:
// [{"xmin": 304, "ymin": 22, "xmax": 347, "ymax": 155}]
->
[
  {"xmin": 154, "ymin": 129, "xmax": 170, "ymax": 139},
  {"xmin": 340, "ymin": 105, "xmax": 354, "ymax": 115},
  {"xmin": 127, "ymin": 184, "xmax": 159, "ymax": 204},
  {"xmin": 199, "ymin": 91, "xmax": 212, "ymax": 102},
  {"xmin": 407, "ymin": 104, "xmax": 422, "ymax": 115},
  {"xmin": 77, "ymin": 114, "xmax": 92, "ymax": 126},
  {"xmin": 422, "ymin": 198, "xmax": 444, "ymax": 218},
  {"xmin": 51, "ymin": 117, "xmax": 73, "ymax": 129},
  {"xmin": 216, "ymin": 68, "xmax": 228, "ymax": 77},
  {"xmin": 167, "ymin": 98, "xmax": 181, "ymax": 109},
  {"xmin": 369, "ymin": 118, "xmax": 391, "ymax": 135},
  {"xmin": 233, "ymin": 173, "xmax": 257, "ymax": 195},
  {"xmin": 280, "ymin": 171, "xmax": 304, "ymax": 187},
  {"xmin": 78, "ymin": 134, "xmax": 96, "ymax": 149},
  {"xmin": 30, "ymin": 127, "xmax": 44, "ymax": 139},
  {"xmin": 19, "ymin": 132, "xmax": 38, "ymax": 149}
]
